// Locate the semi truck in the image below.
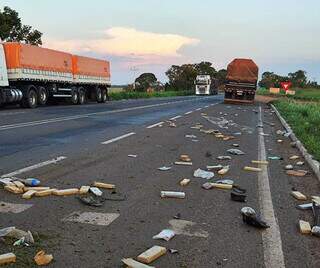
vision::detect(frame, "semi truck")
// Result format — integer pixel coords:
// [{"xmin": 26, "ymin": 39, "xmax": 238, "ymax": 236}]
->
[
  {"xmin": 224, "ymin": 58, "xmax": 258, "ymax": 104},
  {"xmin": 0, "ymin": 42, "xmax": 110, "ymax": 108},
  {"xmin": 195, "ymin": 75, "xmax": 218, "ymax": 95}
]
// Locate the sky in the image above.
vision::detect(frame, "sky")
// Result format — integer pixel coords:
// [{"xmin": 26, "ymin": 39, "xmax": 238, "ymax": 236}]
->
[{"xmin": 1, "ymin": 0, "xmax": 320, "ymax": 84}]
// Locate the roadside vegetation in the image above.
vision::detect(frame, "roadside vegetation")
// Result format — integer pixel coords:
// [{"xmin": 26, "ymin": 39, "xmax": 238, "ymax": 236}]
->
[
  {"xmin": 257, "ymin": 87, "xmax": 320, "ymax": 102},
  {"xmin": 273, "ymin": 100, "xmax": 320, "ymax": 161},
  {"xmin": 109, "ymin": 90, "xmax": 194, "ymax": 100}
]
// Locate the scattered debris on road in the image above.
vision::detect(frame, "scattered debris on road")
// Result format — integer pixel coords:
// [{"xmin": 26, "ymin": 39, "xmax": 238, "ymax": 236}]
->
[
  {"xmin": 241, "ymin": 207, "xmax": 269, "ymax": 229},
  {"xmin": 0, "ymin": 253, "xmax": 16, "ymax": 265},
  {"xmin": 158, "ymin": 166, "xmax": 172, "ymax": 171},
  {"xmin": 179, "ymin": 178, "xmax": 190, "ymax": 186},
  {"xmin": 216, "ymin": 156, "xmax": 232, "ymax": 160},
  {"xmin": 291, "ymin": 191, "xmax": 307, "ymax": 201},
  {"xmin": 227, "ymin": 149, "xmax": 245, "ymax": 155},
  {"xmin": 268, "ymin": 156, "xmax": 283, "ymax": 160},
  {"xmin": 251, "ymin": 160, "xmax": 269, "ymax": 165},
  {"xmin": 152, "ymin": 229, "xmax": 175, "ymax": 241},
  {"xmin": 0, "ymin": 226, "xmax": 34, "ymax": 243},
  {"xmin": 174, "ymin": 161, "xmax": 193, "ymax": 166},
  {"xmin": 160, "ymin": 191, "xmax": 185, "ymax": 199},
  {"xmin": 299, "ymin": 220, "xmax": 311, "ymax": 234},
  {"xmin": 137, "ymin": 245, "xmax": 166, "ymax": 264},
  {"xmin": 286, "ymin": 170, "xmax": 308, "ymax": 177},
  {"xmin": 122, "ymin": 258, "xmax": 154, "ymax": 268},
  {"xmin": 289, "ymin": 155, "xmax": 300, "ymax": 160},
  {"xmin": 34, "ymin": 250, "xmax": 53, "ymax": 266},
  {"xmin": 128, "ymin": 154, "xmax": 138, "ymax": 158},
  {"xmin": 243, "ymin": 166, "xmax": 262, "ymax": 172},
  {"xmin": 218, "ymin": 165, "xmax": 230, "ymax": 175},
  {"xmin": 206, "ymin": 164, "xmax": 223, "ymax": 170},
  {"xmin": 193, "ymin": 169, "xmax": 214, "ymax": 180},
  {"xmin": 93, "ymin": 181, "xmax": 116, "ymax": 190},
  {"xmin": 231, "ymin": 191, "xmax": 246, "ymax": 202},
  {"xmin": 285, "ymin": 165, "xmax": 294, "ymax": 170}
]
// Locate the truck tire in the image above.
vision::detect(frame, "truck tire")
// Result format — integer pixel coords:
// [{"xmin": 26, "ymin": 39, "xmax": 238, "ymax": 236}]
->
[
  {"xmin": 78, "ymin": 88, "xmax": 86, "ymax": 105},
  {"xmin": 101, "ymin": 89, "xmax": 107, "ymax": 103},
  {"xmin": 22, "ymin": 86, "xmax": 38, "ymax": 108},
  {"xmin": 71, "ymin": 88, "xmax": 78, "ymax": 105},
  {"xmin": 96, "ymin": 87, "xmax": 102, "ymax": 103},
  {"xmin": 37, "ymin": 86, "xmax": 48, "ymax": 105}
]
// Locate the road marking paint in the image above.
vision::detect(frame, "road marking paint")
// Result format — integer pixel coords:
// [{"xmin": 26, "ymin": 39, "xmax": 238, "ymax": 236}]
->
[
  {"xmin": 196, "ymin": 108, "xmax": 202, "ymax": 111},
  {"xmin": 0, "ymin": 202, "xmax": 33, "ymax": 213},
  {"xmin": 0, "ymin": 96, "xmax": 216, "ymax": 131},
  {"xmin": 258, "ymin": 106, "xmax": 285, "ymax": 268},
  {"xmin": 0, "ymin": 111, "xmax": 26, "ymax": 116},
  {"xmin": 1, "ymin": 156, "xmax": 67, "ymax": 178},
  {"xmin": 169, "ymin": 219, "xmax": 209, "ymax": 238},
  {"xmin": 101, "ymin": 132, "xmax": 136, "ymax": 145},
  {"xmin": 184, "ymin": 111, "xmax": 193, "ymax": 115},
  {"xmin": 63, "ymin": 211, "xmax": 120, "ymax": 226},
  {"xmin": 146, "ymin": 122, "xmax": 164, "ymax": 129},
  {"xmin": 170, "ymin": 115, "xmax": 182, "ymax": 120}
]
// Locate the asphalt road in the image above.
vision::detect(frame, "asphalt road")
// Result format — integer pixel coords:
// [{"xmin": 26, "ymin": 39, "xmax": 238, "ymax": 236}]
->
[{"xmin": 1, "ymin": 95, "xmax": 320, "ymax": 268}]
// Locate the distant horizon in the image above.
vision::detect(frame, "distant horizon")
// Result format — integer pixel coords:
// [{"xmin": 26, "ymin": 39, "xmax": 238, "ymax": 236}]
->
[{"xmin": 1, "ymin": 0, "xmax": 319, "ymax": 84}]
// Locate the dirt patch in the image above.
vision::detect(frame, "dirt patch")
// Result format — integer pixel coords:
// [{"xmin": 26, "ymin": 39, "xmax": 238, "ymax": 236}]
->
[{"xmin": 255, "ymin": 95, "xmax": 277, "ymax": 103}]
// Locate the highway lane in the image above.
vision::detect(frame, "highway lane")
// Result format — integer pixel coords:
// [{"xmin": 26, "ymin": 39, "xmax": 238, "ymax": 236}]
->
[
  {"xmin": 1, "ymin": 97, "xmax": 320, "ymax": 267},
  {"xmin": 0, "ymin": 95, "xmax": 222, "ymax": 175}
]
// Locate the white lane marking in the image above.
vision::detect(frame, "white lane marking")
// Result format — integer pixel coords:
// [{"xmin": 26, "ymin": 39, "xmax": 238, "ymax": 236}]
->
[
  {"xmin": 146, "ymin": 122, "xmax": 164, "ymax": 129},
  {"xmin": 258, "ymin": 106, "xmax": 285, "ymax": 268},
  {"xmin": 0, "ymin": 96, "xmax": 216, "ymax": 131},
  {"xmin": 0, "ymin": 111, "xmax": 26, "ymax": 116},
  {"xmin": 196, "ymin": 108, "xmax": 202, "ymax": 111},
  {"xmin": 184, "ymin": 111, "xmax": 193, "ymax": 115},
  {"xmin": 170, "ymin": 115, "xmax": 182, "ymax": 120},
  {"xmin": 101, "ymin": 132, "xmax": 136, "ymax": 145},
  {"xmin": 0, "ymin": 202, "xmax": 33, "ymax": 213},
  {"xmin": 1, "ymin": 156, "xmax": 67, "ymax": 178},
  {"xmin": 63, "ymin": 211, "xmax": 120, "ymax": 226}
]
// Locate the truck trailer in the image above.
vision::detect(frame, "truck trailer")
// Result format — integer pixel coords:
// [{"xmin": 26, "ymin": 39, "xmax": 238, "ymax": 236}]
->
[
  {"xmin": 224, "ymin": 58, "xmax": 258, "ymax": 104},
  {"xmin": 0, "ymin": 42, "xmax": 111, "ymax": 108}
]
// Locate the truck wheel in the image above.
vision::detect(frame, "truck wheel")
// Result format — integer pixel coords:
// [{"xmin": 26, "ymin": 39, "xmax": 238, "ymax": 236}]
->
[
  {"xmin": 22, "ymin": 87, "xmax": 38, "ymax": 108},
  {"xmin": 71, "ymin": 88, "xmax": 78, "ymax": 105},
  {"xmin": 78, "ymin": 88, "xmax": 86, "ymax": 105},
  {"xmin": 96, "ymin": 87, "xmax": 102, "ymax": 103},
  {"xmin": 101, "ymin": 89, "xmax": 107, "ymax": 103},
  {"xmin": 37, "ymin": 86, "xmax": 48, "ymax": 105}
]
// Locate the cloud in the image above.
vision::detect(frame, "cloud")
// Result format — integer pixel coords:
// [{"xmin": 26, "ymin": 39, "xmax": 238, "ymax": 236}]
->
[{"xmin": 44, "ymin": 27, "xmax": 199, "ymax": 62}]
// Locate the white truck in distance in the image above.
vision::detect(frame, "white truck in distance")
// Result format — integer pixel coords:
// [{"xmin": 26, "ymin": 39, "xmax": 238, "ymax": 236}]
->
[{"xmin": 195, "ymin": 75, "xmax": 218, "ymax": 95}]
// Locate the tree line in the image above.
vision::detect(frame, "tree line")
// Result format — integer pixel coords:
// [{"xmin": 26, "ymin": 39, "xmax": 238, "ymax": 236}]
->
[
  {"xmin": 259, "ymin": 70, "xmax": 319, "ymax": 89},
  {"xmin": 132, "ymin": 62, "xmax": 227, "ymax": 92}
]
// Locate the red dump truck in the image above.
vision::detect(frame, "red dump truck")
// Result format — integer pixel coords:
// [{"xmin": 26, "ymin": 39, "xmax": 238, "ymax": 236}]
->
[
  {"xmin": 224, "ymin": 58, "xmax": 258, "ymax": 104},
  {"xmin": 0, "ymin": 42, "xmax": 110, "ymax": 108}
]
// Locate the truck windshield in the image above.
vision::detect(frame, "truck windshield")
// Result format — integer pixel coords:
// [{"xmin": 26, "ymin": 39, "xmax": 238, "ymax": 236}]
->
[{"xmin": 196, "ymin": 79, "xmax": 210, "ymax": 85}]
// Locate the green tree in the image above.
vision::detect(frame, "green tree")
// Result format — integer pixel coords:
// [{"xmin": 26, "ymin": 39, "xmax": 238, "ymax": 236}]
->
[
  {"xmin": 216, "ymin": 69, "xmax": 227, "ymax": 85},
  {"xmin": 0, "ymin": 6, "xmax": 42, "ymax": 45},
  {"xmin": 135, "ymin": 73, "xmax": 157, "ymax": 92},
  {"xmin": 194, "ymin": 61, "xmax": 216, "ymax": 77},
  {"xmin": 165, "ymin": 64, "xmax": 197, "ymax": 91},
  {"xmin": 259, "ymin": 71, "xmax": 289, "ymax": 88},
  {"xmin": 288, "ymin": 70, "xmax": 307, "ymax": 88}
]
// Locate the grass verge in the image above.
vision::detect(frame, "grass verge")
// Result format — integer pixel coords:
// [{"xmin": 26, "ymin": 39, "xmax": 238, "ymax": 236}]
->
[
  {"xmin": 108, "ymin": 90, "xmax": 194, "ymax": 100},
  {"xmin": 257, "ymin": 87, "xmax": 320, "ymax": 102},
  {"xmin": 273, "ymin": 99, "xmax": 320, "ymax": 161}
]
